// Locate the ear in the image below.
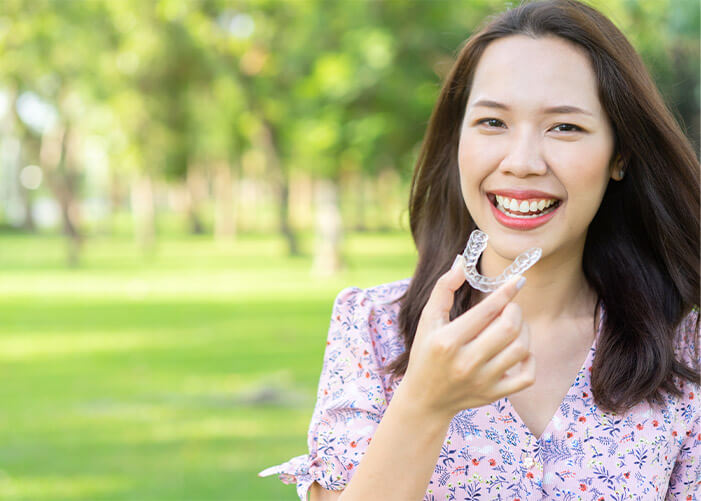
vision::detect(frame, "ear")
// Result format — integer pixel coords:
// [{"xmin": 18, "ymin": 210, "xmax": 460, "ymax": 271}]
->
[{"xmin": 609, "ymin": 154, "xmax": 624, "ymax": 181}]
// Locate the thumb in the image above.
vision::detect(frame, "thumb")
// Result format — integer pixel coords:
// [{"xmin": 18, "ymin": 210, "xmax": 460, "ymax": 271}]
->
[{"xmin": 423, "ymin": 254, "xmax": 467, "ymax": 328}]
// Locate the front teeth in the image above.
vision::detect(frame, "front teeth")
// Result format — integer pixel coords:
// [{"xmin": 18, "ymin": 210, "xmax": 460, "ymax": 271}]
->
[{"xmin": 496, "ymin": 195, "xmax": 558, "ymax": 214}]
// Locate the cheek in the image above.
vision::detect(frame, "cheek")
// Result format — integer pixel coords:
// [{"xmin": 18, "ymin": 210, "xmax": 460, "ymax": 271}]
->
[
  {"xmin": 458, "ymin": 131, "xmax": 502, "ymax": 164},
  {"xmin": 457, "ymin": 132, "xmax": 501, "ymax": 185},
  {"xmin": 549, "ymin": 136, "xmax": 614, "ymax": 199},
  {"xmin": 457, "ymin": 131, "xmax": 473, "ymax": 170},
  {"xmin": 558, "ymin": 159, "xmax": 612, "ymax": 223},
  {"xmin": 457, "ymin": 136, "xmax": 485, "ymax": 210}
]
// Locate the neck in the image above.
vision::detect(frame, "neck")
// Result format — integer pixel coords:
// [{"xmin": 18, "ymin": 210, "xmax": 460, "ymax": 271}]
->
[{"xmin": 473, "ymin": 240, "xmax": 598, "ymax": 329}]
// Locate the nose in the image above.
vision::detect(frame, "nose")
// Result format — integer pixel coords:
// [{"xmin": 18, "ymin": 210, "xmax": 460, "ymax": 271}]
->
[{"xmin": 498, "ymin": 127, "xmax": 547, "ymax": 177}]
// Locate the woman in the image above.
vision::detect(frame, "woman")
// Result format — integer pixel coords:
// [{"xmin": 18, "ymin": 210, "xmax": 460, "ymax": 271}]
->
[{"xmin": 259, "ymin": 0, "xmax": 700, "ymax": 499}]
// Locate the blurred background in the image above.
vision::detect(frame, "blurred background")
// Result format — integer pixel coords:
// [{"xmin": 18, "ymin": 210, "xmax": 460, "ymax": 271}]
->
[{"xmin": 0, "ymin": 0, "xmax": 697, "ymax": 499}]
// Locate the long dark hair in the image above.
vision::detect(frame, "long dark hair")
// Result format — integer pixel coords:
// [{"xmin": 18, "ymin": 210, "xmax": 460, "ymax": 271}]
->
[{"xmin": 382, "ymin": 0, "xmax": 700, "ymax": 414}]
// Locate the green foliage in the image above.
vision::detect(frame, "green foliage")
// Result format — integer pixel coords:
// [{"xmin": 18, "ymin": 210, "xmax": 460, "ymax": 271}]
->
[{"xmin": 2, "ymin": 0, "xmax": 695, "ymax": 189}]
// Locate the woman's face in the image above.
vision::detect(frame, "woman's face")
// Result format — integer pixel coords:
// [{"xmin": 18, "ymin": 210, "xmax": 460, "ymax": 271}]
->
[{"xmin": 458, "ymin": 35, "xmax": 618, "ymax": 267}]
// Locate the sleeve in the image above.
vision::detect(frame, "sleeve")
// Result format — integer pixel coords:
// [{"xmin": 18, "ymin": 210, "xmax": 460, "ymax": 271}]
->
[
  {"xmin": 258, "ymin": 286, "xmax": 390, "ymax": 500},
  {"xmin": 666, "ymin": 306, "xmax": 701, "ymax": 499}
]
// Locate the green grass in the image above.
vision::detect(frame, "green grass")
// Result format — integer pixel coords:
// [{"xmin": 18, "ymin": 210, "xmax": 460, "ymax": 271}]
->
[{"xmin": 0, "ymin": 230, "xmax": 417, "ymax": 500}]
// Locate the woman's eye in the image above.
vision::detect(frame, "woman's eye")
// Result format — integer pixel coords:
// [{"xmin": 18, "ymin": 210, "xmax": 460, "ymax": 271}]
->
[
  {"xmin": 478, "ymin": 118, "xmax": 505, "ymax": 128},
  {"xmin": 551, "ymin": 123, "xmax": 582, "ymax": 132}
]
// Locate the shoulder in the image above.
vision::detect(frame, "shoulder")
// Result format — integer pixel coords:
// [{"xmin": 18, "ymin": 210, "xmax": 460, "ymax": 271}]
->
[
  {"xmin": 327, "ymin": 277, "xmax": 411, "ymax": 361},
  {"xmin": 674, "ymin": 305, "xmax": 700, "ymax": 370},
  {"xmin": 677, "ymin": 305, "xmax": 699, "ymax": 335},
  {"xmin": 332, "ymin": 277, "xmax": 411, "ymax": 314}
]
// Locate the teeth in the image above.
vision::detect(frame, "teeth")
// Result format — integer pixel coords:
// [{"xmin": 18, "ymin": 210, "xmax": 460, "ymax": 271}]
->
[{"xmin": 494, "ymin": 195, "xmax": 560, "ymax": 214}]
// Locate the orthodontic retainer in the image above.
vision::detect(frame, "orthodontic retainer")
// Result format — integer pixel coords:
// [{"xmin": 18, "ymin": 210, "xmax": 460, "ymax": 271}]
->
[{"xmin": 461, "ymin": 229, "xmax": 542, "ymax": 293}]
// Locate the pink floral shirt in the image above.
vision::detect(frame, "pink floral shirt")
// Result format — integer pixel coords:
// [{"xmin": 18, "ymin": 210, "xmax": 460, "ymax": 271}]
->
[{"xmin": 259, "ymin": 278, "xmax": 700, "ymax": 500}]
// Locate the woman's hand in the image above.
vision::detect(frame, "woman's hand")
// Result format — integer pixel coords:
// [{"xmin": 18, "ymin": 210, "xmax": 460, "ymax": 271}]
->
[{"xmin": 400, "ymin": 255, "xmax": 535, "ymax": 420}]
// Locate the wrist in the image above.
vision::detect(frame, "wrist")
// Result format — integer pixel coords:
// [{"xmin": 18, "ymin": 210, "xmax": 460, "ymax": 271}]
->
[{"xmin": 392, "ymin": 378, "xmax": 456, "ymax": 426}]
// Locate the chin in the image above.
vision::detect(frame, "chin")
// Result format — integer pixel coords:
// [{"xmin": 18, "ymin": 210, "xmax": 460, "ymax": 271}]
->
[
  {"xmin": 493, "ymin": 247, "xmax": 533, "ymax": 263},
  {"xmin": 479, "ymin": 224, "xmax": 531, "ymax": 241},
  {"xmin": 486, "ymin": 234, "xmax": 547, "ymax": 261}
]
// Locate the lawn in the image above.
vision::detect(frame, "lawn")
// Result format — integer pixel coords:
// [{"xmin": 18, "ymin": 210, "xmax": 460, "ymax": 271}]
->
[{"xmin": 0, "ymin": 230, "xmax": 417, "ymax": 500}]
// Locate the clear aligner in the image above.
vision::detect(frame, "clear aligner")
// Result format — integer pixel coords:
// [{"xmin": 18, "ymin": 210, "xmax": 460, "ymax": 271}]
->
[{"xmin": 461, "ymin": 229, "xmax": 542, "ymax": 292}]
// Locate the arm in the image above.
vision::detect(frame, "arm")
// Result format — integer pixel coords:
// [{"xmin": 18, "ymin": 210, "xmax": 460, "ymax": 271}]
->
[
  {"xmin": 260, "ymin": 285, "xmax": 409, "ymax": 500},
  {"xmin": 665, "ymin": 307, "xmax": 700, "ymax": 499},
  {"xmin": 665, "ymin": 428, "xmax": 700, "ymax": 499},
  {"xmin": 337, "ymin": 381, "xmax": 453, "ymax": 501},
  {"xmin": 310, "ymin": 382, "xmax": 452, "ymax": 501},
  {"xmin": 338, "ymin": 262, "xmax": 533, "ymax": 500},
  {"xmin": 309, "ymin": 482, "xmax": 343, "ymax": 501},
  {"xmin": 264, "ymin": 263, "xmax": 532, "ymax": 500}
]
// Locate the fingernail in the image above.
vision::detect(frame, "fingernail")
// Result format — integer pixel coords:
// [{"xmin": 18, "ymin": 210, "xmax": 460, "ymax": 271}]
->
[
  {"xmin": 516, "ymin": 276, "xmax": 526, "ymax": 290},
  {"xmin": 451, "ymin": 254, "xmax": 463, "ymax": 271}
]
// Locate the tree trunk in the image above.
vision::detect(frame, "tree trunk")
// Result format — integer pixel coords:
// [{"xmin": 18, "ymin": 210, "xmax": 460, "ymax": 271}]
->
[
  {"xmin": 21, "ymin": 184, "xmax": 36, "ymax": 232},
  {"xmin": 277, "ymin": 174, "xmax": 299, "ymax": 255},
  {"xmin": 0, "ymin": 135, "xmax": 23, "ymax": 227},
  {"xmin": 39, "ymin": 124, "xmax": 82, "ymax": 266},
  {"xmin": 289, "ymin": 172, "xmax": 313, "ymax": 232},
  {"xmin": 185, "ymin": 167, "xmax": 205, "ymax": 235},
  {"xmin": 312, "ymin": 178, "xmax": 343, "ymax": 276},
  {"xmin": 213, "ymin": 160, "xmax": 236, "ymax": 240},
  {"xmin": 353, "ymin": 171, "xmax": 367, "ymax": 232},
  {"xmin": 131, "ymin": 174, "xmax": 156, "ymax": 254},
  {"xmin": 258, "ymin": 122, "xmax": 299, "ymax": 255},
  {"xmin": 362, "ymin": 175, "xmax": 379, "ymax": 231},
  {"xmin": 377, "ymin": 168, "xmax": 400, "ymax": 232},
  {"xmin": 107, "ymin": 169, "xmax": 123, "ymax": 236},
  {"xmin": 1, "ymin": 88, "xmax": 34, "ymax": 230}
]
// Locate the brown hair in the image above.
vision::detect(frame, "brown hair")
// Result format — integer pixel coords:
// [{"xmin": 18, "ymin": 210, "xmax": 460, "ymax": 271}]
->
[{"xmin": 381, "ymin": 0, "xmax": 700, "ymax": 414}]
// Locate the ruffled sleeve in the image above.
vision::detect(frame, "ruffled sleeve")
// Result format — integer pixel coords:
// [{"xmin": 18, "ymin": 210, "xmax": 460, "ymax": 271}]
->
[
  {"xmin": 258, "ymin": 286, "xmax": 394, "ymax": 500},
  {"xmin": 666, "ymin": 306, "xmax": 700, "ymax": 499}
]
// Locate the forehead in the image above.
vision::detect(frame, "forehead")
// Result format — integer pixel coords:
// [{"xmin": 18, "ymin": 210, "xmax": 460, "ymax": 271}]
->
[{"xmin": 467, "ymin": 35, "xmax": 602, "ymax": 114}]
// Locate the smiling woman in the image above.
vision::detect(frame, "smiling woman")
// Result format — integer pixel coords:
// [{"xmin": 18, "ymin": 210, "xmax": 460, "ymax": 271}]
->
[
  {"xmin": 259, "ymin": 1, "xmax": 700, "ymax": 500},
  {"xmin": 459, "ymin": 34, "xmax": 617, "ymax": 257}
]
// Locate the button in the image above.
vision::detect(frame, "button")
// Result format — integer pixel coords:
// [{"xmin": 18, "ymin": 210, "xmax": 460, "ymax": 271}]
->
[{"xmin": 524, "ymin": 456, "xmax": 535, "ymax": 468}]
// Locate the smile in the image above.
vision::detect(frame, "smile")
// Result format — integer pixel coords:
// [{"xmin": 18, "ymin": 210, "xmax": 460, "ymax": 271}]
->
[{"xmin": 487, "ymin": 193, "xmax": 563, "ymax": 230}]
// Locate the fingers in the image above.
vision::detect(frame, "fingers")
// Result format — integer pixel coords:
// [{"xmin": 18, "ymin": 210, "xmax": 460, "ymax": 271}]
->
[
  {"xmin": 421, "ymin": 255, "xmax": 468, "ymax": 329},
  {"xmin": 492, "ymin": 351, "xmax": 536, "ymax": 396},
  {"xmin": 455, "ymin": 301, "xmax": 523, "ymax": 367},
  {"xmin": 444, "ymin": 274, "xmax": 525, "ymax": 344},
  {"xmin": 482, "ymin": 322, "xmax": 530, "ymax": 381}
]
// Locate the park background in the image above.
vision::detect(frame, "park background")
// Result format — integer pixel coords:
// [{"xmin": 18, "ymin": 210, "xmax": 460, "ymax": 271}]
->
[{"xmin": 0, "ymin": 0, "xmax": 698, "ymax": 499}]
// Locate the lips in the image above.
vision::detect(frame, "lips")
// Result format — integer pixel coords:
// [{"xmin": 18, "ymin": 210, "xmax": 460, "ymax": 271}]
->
[
  {"xmin": 488, "ymin": 189, "xmax": 561, "ymax": 200},
  {"xmin": 480, "ymin": 187, "xmax": 566, "ymax": 230}
]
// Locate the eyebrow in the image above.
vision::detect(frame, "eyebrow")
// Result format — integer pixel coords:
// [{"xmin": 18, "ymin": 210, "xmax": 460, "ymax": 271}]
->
[{"xmin": 470, "ymin": 99, "xmax": 594, "ymax": 117}]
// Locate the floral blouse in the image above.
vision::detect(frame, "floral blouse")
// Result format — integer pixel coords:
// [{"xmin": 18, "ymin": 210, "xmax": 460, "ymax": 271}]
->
[{"xmin": 258, "ymin": 278, "xmax": 700, "ymax": 500}]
